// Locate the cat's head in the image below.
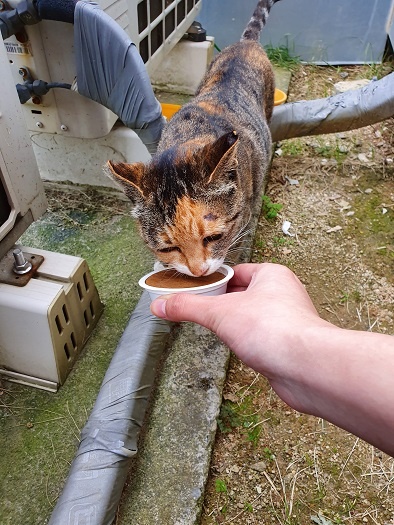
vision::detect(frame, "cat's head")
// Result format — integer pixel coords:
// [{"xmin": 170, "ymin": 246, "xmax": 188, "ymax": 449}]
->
[{"xmin": 107, "ymin": 131, "xmax": 249, "ymax": 276}]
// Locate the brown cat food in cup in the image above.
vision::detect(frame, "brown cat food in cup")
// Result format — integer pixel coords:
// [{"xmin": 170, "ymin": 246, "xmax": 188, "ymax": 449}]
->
[
  {"xmin": 139, "ymin": 265, "xmax": 234, "ymax": 300},
  {"xmin": 145, "ymin": 269, "xmax": 224, "ymax": 289}
]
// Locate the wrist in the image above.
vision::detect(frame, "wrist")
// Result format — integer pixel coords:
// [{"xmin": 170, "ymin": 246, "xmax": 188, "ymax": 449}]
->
[{"xmin": 267, "ymin": 320, "xmax": 342, "ymax": 413}]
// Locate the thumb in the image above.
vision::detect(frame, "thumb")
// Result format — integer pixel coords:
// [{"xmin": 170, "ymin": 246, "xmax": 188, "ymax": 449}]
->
[{"xmin": 150, "ymin": 293, "xmax": 224, "ymax": 330}]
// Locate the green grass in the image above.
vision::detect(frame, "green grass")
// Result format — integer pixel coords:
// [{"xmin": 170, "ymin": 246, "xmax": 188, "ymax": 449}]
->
[
  {"xmin": 215, "ymin": 478, "xmax": 228, "ymax": 494},
  {"xmin": 264, "ymin": 45, "xmax": 300, "ymax": 71},
  {"xmin": 279, "ymin": 138, "xmax": 306, "ymax": 156}
]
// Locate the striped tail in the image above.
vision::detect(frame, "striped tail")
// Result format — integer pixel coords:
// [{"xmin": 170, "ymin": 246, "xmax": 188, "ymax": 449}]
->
[{"xmin": 241, "ymin": 0, "xmax": 281, "ymax": 41}]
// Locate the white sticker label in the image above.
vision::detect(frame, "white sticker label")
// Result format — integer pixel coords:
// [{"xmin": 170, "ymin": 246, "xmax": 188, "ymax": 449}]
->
[{"xmin": 5, "ymin": 42, "xmax": 32, "ymax": 56}]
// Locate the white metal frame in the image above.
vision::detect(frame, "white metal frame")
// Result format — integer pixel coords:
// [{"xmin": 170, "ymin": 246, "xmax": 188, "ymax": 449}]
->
[{"xmin": 0, "ymin": 33, "xmax": 47, "ymax": 258}]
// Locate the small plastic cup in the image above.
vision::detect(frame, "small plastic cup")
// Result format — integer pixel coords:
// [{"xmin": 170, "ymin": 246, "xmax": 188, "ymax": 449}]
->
[{"xmin": 139, "ymin": 264, "xmax": 234, "ymax": 301}]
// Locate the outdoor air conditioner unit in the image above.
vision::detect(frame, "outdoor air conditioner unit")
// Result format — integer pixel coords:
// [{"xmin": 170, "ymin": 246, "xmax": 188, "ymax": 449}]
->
[
  {"xmin": 2, "ymin": 0, "xmax": 203, "ymax": 185},
  {"xmin": 0, "ymin": 0, "xmax": 204, "ymax": 390},
  {"xmin": 0, "ymin": 34, "xmax": 104, "ymax": 392}
]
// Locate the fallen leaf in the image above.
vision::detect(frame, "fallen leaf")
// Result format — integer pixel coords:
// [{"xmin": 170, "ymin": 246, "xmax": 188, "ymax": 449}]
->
[
  {"xmin": 249, "ymin": 462, "xmax": 267, "ymax": 472},
  {"xmin": 223, "ymin": 393, "xmax": 238, "ymax": 403},
  {"xmin": 326, "ymin": 225, "xmax": 342, "ymax": 233}
]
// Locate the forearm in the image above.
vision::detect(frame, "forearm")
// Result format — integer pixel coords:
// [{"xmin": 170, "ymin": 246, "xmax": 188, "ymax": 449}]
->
[
  {"xmin": 150, "ymin": 263, "xmax": 394, "ymax": 455},
  {"xmin": 277, "ymin": 325, "xmax": 394, "ymax": 456}
]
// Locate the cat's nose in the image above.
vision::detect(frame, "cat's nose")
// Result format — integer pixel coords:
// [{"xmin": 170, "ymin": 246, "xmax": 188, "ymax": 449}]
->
[{"xmin": 190, "ymin": 262, "xmax": 209, "ymax": 277}]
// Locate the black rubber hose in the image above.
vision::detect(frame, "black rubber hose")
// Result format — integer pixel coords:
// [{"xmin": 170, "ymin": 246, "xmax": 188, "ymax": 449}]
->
[{"xmin": 35, "ymin": 0, "xmax": 78, "ymax": 23}]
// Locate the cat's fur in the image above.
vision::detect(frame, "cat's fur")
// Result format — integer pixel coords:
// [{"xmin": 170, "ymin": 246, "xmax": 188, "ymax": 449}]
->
[{"xmin": 107, "ymin": 0, "xmax": 280, "ymax": 276}]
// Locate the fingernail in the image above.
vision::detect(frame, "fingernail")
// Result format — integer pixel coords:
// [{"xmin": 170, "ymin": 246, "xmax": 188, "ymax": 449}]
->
[{"xmin": 151, "ymin": 297, "xmax": 167, "ymax": 318}]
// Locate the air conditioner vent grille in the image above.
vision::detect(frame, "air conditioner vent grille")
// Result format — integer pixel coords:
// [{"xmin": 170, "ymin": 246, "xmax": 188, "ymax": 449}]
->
[{"xmin": 131, "ymin": 0, "xmax": 201, "ymax": 68}]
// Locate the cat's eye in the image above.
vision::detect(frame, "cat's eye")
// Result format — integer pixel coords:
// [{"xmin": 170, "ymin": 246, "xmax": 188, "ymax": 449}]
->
[
  {"xmin": 228, "ymin": 169, "xmax": 237, "ymax": 181},
  {"xmin": 203, "ymin": 234, "xmax": 223, "ymax": 246},
  {"xmin": 158, "ymin": 246, "xmax": 181, "ymax": 253}
]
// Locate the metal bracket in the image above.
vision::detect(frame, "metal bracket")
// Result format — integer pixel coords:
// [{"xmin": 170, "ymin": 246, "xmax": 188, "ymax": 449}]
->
[{"xmin": 0, "ymin": 247, "xmax": 44, "ymax": 286}]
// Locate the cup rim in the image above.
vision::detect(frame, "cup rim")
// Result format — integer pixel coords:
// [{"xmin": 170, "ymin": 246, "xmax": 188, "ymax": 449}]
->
[{"xmin": 139, "ymin": 264, "xmax": 234, "ymax": 294}]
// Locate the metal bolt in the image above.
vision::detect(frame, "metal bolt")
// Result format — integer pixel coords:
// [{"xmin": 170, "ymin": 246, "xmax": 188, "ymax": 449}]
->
[
  {"xmin": 32, "ymin": 96, "xmax": 41, "ymax": 105},
  {"xmin": 13, "ymin": 249, "xmax": 32, "ymax": 275},
  {"xmin": 18, "ymin": 67, "xmax": 28, "ymax": 77},
  {"xmin": 36, "ymin": 121, "xmax": 43, "ymax": 128},
  {"xmin": 60, "ymin": 124, "xmax": 68, "ymax": 131}
]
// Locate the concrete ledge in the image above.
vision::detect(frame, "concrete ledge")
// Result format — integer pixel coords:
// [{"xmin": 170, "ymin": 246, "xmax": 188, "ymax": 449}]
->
[{"xmin": 118, "ymin": 323, "xmax": 230, "ymax": 523}]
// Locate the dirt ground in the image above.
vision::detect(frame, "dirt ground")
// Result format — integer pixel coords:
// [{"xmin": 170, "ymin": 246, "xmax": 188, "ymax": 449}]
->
[{"xmin": 200, "ymin": 64, "xmax": 394, "ymax": 524}]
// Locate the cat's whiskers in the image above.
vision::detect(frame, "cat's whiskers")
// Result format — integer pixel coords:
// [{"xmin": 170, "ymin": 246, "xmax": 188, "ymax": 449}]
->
[{"xmin": 227, "ymin": 227, "xmax": 252, "ymax": 250}]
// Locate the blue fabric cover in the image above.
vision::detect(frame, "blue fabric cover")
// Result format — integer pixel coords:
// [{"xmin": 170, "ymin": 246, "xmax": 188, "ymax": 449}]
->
[{"xmin": 74, "ymin": 2, "xmax": 165, "ymax": 153}]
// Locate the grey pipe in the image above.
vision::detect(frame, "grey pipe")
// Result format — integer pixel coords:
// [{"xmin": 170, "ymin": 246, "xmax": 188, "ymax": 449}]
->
[
  {"xmin": 48, "ymin": 291, "xmax": 172, "ymax": 525},
  {"xmin": 270, "ymin": 72, "xmax": 394, "ymax": 142}
]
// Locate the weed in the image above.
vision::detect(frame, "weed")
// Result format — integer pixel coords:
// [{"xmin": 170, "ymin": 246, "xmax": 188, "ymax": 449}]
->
[
  {"xmin": 263, "ymin": 409, "xmax": 281, "ymax": 425},
  {"xmin": 339, "ymin": 291, "xmax": 349, "ymax": 304},
  {"xmin": 314, "ymin": 142, "xmax": 348, "ymax": 163},
  {"xmin": 279, "ymin": 139, "xmax": 305, "ymax": 156},
  {"xmin": 303, "ymin": 452, "xmax": 314, "ymax": 467},
  {"xmin": 352, "ymin": 290, "xmax": 362, "ymax": 302},
  {"xmin": 273, "ymin": 236, "xmax": 293, "ymax": 247},
  {"xmin": 218, "ymin": 401, "xmax": 242, "ymax": 433},
  {"xmin": 264, "ymin": 45, "xmax": 300, "ymax": 71},
  {"xmin": 340, "ymin": 290, "xmax": 362, "ymax": 304},
  {"xmin": 218, "ymin": 398, "xmax": 264, "ymax": 445},
  {"xmin": 263, "ymin": 446, "xmax": 275, "ymax": 461},
  {"xmin": 243, "ymin": 416, "xmax": 262, "ymax": 445},
  {"xmin": 262, "ymin": 195, "xmax": 283, "ymax": 220},
  {"xmin": 215, "ymin": 478, "xmax": 228, "ymax": 494},
  {"xmin": 244, "ymin": 501, "xmax": 254, "ymax": 512},
  {"xmin": 255, "ymin": 239, "xmax": 266, "ymax": 250}
]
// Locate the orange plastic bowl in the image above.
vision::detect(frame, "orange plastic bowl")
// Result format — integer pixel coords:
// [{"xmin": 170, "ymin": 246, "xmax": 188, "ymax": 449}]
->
[
  {"xmin": 274, "ymin": 88, "xmax": 287, "ymax": 106},
  {"xmin": 160, "ymin": 91, "xmax": 286, "ymax": 119},
  {"xmin": 160, "ymin": 103, "xmax": 181, "ymax": 119}
]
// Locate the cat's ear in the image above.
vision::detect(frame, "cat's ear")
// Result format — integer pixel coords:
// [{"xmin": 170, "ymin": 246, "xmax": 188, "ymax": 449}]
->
[
  {"xmin": 205, "ymin": 131, "xmax": 239, "ymax": 184},
  {"xmin": 106, "ymin": 161, "xmax": 147, "ymax": 203}
]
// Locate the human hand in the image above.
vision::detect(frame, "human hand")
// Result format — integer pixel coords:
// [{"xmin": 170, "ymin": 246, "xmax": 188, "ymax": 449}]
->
[{"xmin": 150, "ymin": 263, "xmax": 330, "ymax": 408}]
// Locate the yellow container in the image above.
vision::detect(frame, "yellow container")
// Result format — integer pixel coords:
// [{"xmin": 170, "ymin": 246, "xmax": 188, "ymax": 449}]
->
[
  {"xmin": 274, "ymin": 88, "xmax": 287, "ymax": 106},
  {"xmin": 160, "ymin": 90, "xmax": 286, "ymax": 120},
  {"xmin": 161, "ymin": 103, "xmax": 182, "ymax": 119}
]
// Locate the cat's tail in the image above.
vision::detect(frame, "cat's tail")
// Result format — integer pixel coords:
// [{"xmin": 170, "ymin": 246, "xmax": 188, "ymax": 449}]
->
[{"xmin": 241, "ymin": 0, "xmax": 281, "ymax": 41}]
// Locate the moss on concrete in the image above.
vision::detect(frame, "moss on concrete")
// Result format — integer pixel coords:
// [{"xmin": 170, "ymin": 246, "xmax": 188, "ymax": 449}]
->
[{"xmin": 0, "ymin": 187, "xmax": 154, "ymax": 525}]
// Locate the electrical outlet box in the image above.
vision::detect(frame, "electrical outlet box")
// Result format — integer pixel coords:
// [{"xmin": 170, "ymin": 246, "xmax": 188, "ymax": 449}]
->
[{"xmin": 0, "ymin": 247, "xmax": 103, "ymax": 392}]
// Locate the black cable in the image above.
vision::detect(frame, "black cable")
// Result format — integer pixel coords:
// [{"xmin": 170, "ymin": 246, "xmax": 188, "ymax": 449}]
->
[{"xmin": 46, "ymin": 82, "xmax": 72, "ymax": 90}]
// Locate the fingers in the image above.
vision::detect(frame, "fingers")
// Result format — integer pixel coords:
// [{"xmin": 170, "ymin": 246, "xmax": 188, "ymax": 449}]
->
[
  {"xmin": 228, "ymin": 263, "xmax": 260, "ymax": 289},
  {"xmin": 150, "ymin": 292, "xmax": 226, "ymax": 331},
  {"xmin": 228, "ymin": 262, "xmax": 290, "ymax": 291}
]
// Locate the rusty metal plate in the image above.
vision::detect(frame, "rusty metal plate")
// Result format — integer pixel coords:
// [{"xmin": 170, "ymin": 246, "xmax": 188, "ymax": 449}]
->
[{"xmin": 0, "ymin": 249, "xmax": 44, "ymax": 287}]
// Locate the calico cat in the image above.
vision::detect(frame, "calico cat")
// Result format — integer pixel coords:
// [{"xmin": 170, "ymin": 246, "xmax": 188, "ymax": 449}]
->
[{"xmin": 107, "ymin": 0, "xmax": 279, "ymax": 277}]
